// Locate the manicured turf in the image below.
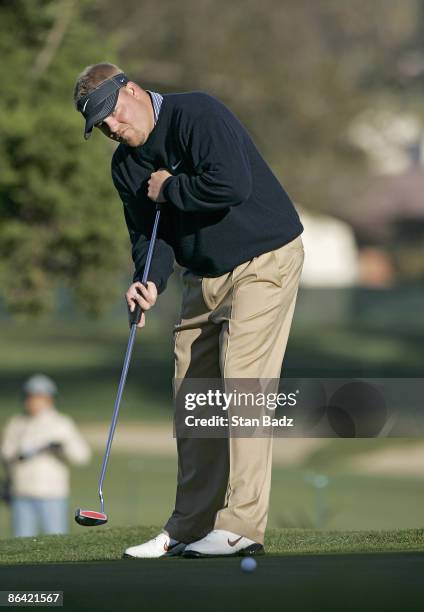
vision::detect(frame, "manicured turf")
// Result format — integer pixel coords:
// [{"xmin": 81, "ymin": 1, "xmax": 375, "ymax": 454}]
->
[
  {"xmin": 0, "ymin": 526, "xmax": 423, "ymax": 565},
  {"xmin": 0, "ymin": 530, "xmax": 424, "ymax": 611},
  {"xmin": 1, "ymin": 308, "xmax": 423, "ymax": 609},
  {"xmin": 0, "ymin": 317, "xmax": 175, "ymax": 424},
  {"xmin": 1, "ymin": 311, "xmax": 423, "ymax": 425},
  {"xmin": 0, "ymin": 553, "xmax": 423, "ymax": 612},
  {"xmin": 2, "ymin": 450, "xmax": 424, "ymax": 538}
]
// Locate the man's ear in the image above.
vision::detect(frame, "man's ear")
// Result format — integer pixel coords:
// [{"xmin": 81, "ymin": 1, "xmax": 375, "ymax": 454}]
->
[{"xmin": 125, "ymin": 81, "xmax": 139, "ymax": 97}]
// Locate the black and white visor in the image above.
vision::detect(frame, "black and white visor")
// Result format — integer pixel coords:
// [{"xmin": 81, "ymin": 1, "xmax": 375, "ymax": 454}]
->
[{"xmin": 77, "ymin": 73, "xmax": 129, "ymax": 140}]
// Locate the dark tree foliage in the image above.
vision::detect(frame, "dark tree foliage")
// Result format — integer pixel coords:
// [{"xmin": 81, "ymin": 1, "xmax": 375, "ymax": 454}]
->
[{"xmin": 0, "ymin": 0, "xmax": 128, "ymax": 316}]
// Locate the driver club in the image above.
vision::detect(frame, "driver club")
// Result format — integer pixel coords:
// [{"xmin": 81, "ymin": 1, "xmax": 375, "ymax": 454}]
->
[{"xmin": 75, "ymin": 204, "xmax": 161, "ymax": 527}]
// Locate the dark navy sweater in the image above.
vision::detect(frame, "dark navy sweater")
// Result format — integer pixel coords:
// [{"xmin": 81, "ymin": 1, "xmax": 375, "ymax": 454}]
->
[{"xmin": 112, "ymin": 91, "xmax": 303, "ymax": 293}]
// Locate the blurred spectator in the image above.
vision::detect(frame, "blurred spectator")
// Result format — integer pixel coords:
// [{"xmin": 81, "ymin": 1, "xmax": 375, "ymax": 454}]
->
[{"xmin": 0, "ymin": 375, "xmax": 91, "ymax": 537}]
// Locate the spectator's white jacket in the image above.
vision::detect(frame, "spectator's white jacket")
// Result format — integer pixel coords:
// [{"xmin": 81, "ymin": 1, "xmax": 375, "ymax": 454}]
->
[{"xmin": 1, "ymin": 407, "xmax": 91, "ymax": 498}]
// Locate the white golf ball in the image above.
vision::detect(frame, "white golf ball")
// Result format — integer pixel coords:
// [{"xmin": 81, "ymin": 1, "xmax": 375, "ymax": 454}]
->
[{"xmin": 240, "ymin": 557, "xmax": 257, "ymax": 572}]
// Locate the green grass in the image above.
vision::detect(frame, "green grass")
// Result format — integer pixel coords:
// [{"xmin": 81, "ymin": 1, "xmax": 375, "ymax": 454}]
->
[
  {"xmin": 1, "ymin": 307, "xmax": 423, "ymax": 426},
  {"xmin": 0, "ymin": 318, "xmax": 175, "ymax": 424},
  {"xmin": 269, "ymin": 465, "xmax": 424, "ymax": 531},
  {"xmin": 1, "ymin": 450, "xmax": 424, "ymax": 539},
  {"xmin": 0, "ymin": 525, "xmax": 423, "ymax": 565}
]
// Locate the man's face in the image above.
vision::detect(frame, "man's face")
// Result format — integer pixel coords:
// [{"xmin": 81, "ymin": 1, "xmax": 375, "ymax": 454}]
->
[{"xmin": 97, "ymin": 85, "xmax": 152, "ymax": 147}]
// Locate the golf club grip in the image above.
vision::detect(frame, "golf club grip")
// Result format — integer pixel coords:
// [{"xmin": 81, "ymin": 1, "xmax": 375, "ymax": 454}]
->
[
  {"xmin": 132, "ymin": 304, "xmax": 143, "ymax": 326},
  {"xmin": 129, "ymin": 293, "xmax": 144, "ymax": 326}
]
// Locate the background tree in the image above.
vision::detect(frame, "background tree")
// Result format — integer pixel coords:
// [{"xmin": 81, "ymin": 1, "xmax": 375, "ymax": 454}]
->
[
  {"xmin": 95, "ymin": 0, "xmax": 421, "ymax": 211},
  {"xmin": 1, "ymin": 0, "xmax": 423, "ymax": 316},
  {"xmin": 0, "ymin": 0, "xmax": 128, "ymax": 316}
]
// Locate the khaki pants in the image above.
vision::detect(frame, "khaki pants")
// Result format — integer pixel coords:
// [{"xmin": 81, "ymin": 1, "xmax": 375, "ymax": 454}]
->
[{"xmin": 164, "ymin": 236, "xmax": 304, "ymax": 544}]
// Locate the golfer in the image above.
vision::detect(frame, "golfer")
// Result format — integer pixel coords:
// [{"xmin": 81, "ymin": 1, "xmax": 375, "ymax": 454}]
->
[{"xmin": 74, "ymin": 63, "xmax": 304, "ymax": 558}]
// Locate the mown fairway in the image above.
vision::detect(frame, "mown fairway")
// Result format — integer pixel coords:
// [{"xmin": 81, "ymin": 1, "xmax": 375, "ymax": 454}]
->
[
  {"xmin": 1, "ymin": 311, "xmax": 424, "ymax": 610},
  {"xmin": 1, "ymin": 525, "xmax": 424, "ymax": 564},
  {"xmin": 2, "ymin": 553, "xmax": 424, "ymax": 612},
  {"xmin": 0, "ymin": 527, "xmax": 423, "ymax": 612},
  {"xmin": 2, "ymin": 449, "xmax": 424, "ymax": 538},
  {"xmin": 1, "ymin": 304, "xmax": 423, "ymax": 426}
]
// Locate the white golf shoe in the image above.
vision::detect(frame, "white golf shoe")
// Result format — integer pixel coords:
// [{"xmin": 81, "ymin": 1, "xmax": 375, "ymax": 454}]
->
[
  {"xmin": 123, "ymin": 532, "xmax": 186, "ymax": 559},
  {"xmin": 182, "ymin": 529, "xmax": 264, "ymax": 558}
]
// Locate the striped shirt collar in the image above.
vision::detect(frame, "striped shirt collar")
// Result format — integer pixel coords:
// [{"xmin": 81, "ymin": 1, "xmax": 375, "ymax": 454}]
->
[{"xmin": 146, "ymin": 90, "xmax": 163, "ymax": 125}]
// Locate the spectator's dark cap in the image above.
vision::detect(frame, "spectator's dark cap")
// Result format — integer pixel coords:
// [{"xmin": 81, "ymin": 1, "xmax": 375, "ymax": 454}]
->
[{"xmin": 77, "ymin": 73, "xmax": 129, "ymax": 140}]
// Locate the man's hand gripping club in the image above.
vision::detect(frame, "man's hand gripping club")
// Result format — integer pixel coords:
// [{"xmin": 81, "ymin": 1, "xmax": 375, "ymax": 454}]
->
[{"xmin": 126, "ymin": 281, "xmax": 158, "ymax": 328}]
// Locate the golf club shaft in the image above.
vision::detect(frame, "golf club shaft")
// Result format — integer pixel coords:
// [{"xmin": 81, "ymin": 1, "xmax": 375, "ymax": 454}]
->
[{"xmin": 98, "ymin": 205, "xmax": 161, "ymax": 513}]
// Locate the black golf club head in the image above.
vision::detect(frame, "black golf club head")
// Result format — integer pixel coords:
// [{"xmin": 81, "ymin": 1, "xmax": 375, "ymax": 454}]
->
[{"xmin": 75, "ymin": 508, "xmax": 108, "ymax": 526}]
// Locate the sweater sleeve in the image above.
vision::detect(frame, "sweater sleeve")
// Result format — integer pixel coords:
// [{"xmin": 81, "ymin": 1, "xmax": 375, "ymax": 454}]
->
[
  {"xmin": 122, "ymin": 200, "xmax": 175, "ymax": 294},
  {"xmin": 163, "ymin": 114, "xmax": 252, "ymax": 213},
  {"xmin": 112, "ymin": 153, "xmax": 175, "ymax": 294}
]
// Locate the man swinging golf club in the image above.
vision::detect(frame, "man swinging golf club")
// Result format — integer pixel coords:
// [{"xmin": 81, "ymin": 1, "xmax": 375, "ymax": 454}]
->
[{"xmin": 74, "ymin": 63, "xmax": 304, "ymax": 558}]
